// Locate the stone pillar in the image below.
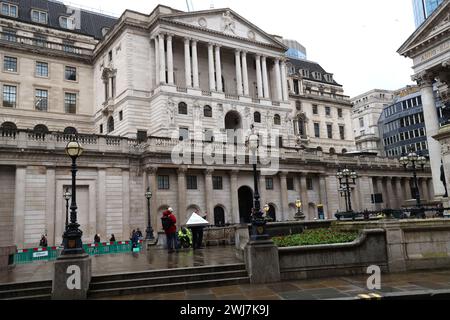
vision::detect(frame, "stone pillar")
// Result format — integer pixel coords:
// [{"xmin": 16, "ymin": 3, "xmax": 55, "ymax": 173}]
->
[
  {"xmin": 177, "ymin": 168, "xmax": 187, "ymax": 227},
  {"xmin": 376, "ymin": 177, "xmax": 385, "ymax": 209},
  {"xmin": 421, "ymin": 178, "xmax": 429, "ymax": 201},
  {"xmin": 191, "ymin": 40, "xmax": 199, "ymax": 88},
  {"xmin": 281, "ymin": 60, "xmax": 289, "ymax": 101},
  {"xmin": 395, "ymin": 178, "xmax": 404, "ymax": 208},
  {"xmin": 404, "ymin": 178, "xmax": 412, "ymax": 200},
  {"xmin": 97, "ymin": 169, "xmax": 107, "ymax": 240},
  {"xmin": 319, "ymin": 175, "xmax": 329, "ymax": 219},
  {"xmin": 154, "ymin": 37, "xmax": 160, "ymax": 85},
  {"xmin": 300, "ymin": 174, "xmax": 309, "ymax": 216},
  {"xmin": 166, "ymin": 34, "xmax": 174, "ymax": 85},
  {"xmin": 230, "ymin": 170, "xmax": 239, "ymax": 224},
  {"xmin": 184, "ymin": 38, "xmax": 192, "ymax": 88},
  {"xmin": 427, "ymin": 178, "xmax": 435, "ymax": 200},
  {"xmin": 241, "ymin": 51, "xmax": 249, "ymax": 96},
  {"xmin": 359, "ymin": 175, "xmax": 374, "ymax": 211},
  {"xmin": 158, "ymin": 34, "xmax": 166, "ymax": 84},
  {"xmin": 45, "ymin": 168, "xmax": 56, "ymax": 246},
  {"xmin": 262, "ymin": 56, "xmax": 270, "ymax": 99},
  {"xmin": 235, "ymin": 50, "xmax": 243, "ymax": 95},
  {"xmin": 215, "ymin": 45, "xmax": 223, "ymax": 92},
  {"xmin": 386, "ymin": 177, "xmax": 394, "ymax": 209},
  {"xmin": 274, "ymin": 59, "xmax": 282, "ymax": 101},
  {"xmin": 279, "ymin": 172, "xmax": 289, "ymax": 221},
  {"xmin": 208, "ymin": 43, "xmax": 216, "ymax": 91},
  {"xmin": 255, "ymin": 55, "xmax": 263, "ymax": 98},
  {"xmin": 52, "ymin": 254, "xmax": 91, "ymax": 300},
  {"xmin": 204, "ymin": 169, "xmax": 214, "ymax": 223},
  {"xmin": 148, "ymin": 167, "xmax": 158, "ymax": 232},
  {"xmin": 244, "ymin": 240, "xmax": 280, "ymax": 284},
  {"xmin": 14, "ymin": 166, "xmax": 26, "ymax": 246},
  {"xmin": 122, "ymin": 170, "xmax": 130, "ymax": 241},
  {"xmin": 259, "ymin": 174, "xmax": 266, "ymax": 210},
  {"xmin": 418, "ymin": 73, "xmax": 445, "ymax": 197}
]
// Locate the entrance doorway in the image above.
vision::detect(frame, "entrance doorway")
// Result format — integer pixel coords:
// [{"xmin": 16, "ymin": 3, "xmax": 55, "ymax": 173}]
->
[
  {"xmin": 214, "ymin": 206, "xmax": 225, "ymax": 226},
  {"xmin": 238, "ymin": 186, "xmax": 253, "ymax": 223}
]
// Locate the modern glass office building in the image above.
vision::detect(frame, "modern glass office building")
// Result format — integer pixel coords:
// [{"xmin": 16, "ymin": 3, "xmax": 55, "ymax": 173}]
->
[{"xmin": 412, "ymin": 0, "xmax": 444, "ymax": 27}]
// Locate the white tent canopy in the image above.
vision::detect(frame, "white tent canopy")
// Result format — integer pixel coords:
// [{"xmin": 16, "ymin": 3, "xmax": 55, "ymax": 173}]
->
[{"xmin": 186, "ymin": 212, "xmax": 209, "ymax": 227}]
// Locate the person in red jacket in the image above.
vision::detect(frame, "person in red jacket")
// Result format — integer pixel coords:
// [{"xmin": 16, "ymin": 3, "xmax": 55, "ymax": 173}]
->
[{"xmin": 162, "ymin": 208, "xmax": 177, "ymax": 253}]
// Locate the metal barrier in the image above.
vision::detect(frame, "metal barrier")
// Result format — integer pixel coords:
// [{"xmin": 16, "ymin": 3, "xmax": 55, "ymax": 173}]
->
[
  {"xmin": 14, "ymin": 241, "xmax": 143, "ymax": 265},
  {"xmin": 335, "ymin": 207, "xmax": 450, "ymax": 221}
]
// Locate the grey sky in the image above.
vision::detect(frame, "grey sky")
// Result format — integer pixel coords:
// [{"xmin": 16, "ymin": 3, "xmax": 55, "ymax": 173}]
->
[{"xmin": 63, "ymin": 0, "xmax": 417, "ymax": 98}]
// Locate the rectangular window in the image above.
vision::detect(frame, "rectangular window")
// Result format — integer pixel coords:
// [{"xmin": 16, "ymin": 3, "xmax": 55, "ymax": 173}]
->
[
  {"xmin": 31, "ymin": 9, "xmax": 48, "ymax": 24},
  {"xmin": 337, "ymin": 108, "xmax": 343, "ymax": 118},
  {"xmin": 63, "ymin": 40, "xmax": 76, "ymax": 53},
  {"xmin": 1, "ymin": 3, "xmax": 18, "ymax": 17},
  {"xmin": 359, "ymin": 117, "xmax": 364, "ymax": 128},
  {"xmin": 35, "ymin": 89, "xmax": 48, "ymax": 111},
  {"xmin": 158, "ymin": 176, "xmax": 170, "ymax": 190},
  {"xmin": 312, "ymin": 105, "xmax": 318, "ymax": 115},
  {"xmin": 2, "ymin": 85, "xmax": 16, "ymax": 108},
  {"xmin": 109, "ymin": 50, "xmax": 113, "ymax": 62},
  {"xmin": 314, "ymin": 123, "xmax": 320, "ymax": 138},
  {"xmin": 119, "ymin": 110, "xmax": 123, "ymax": 121},
  {"xmin": 64, "ymin": 92, "xmax": 76, "ymax": 114},
  {"xmin": 33, "ymin": 34, "xmax": 46, "ymax": 47},
  {"xmin": 2, "ymin": 28, "xmax": 16, "ymax": 42},
  {"xmin": 306, "ymin": 178, "xmax": 313, "ymax": 191},
  {"xmin": 339, "ymin": 125, "xmax": 345, "ymax": 140},
  {"xmin": 35, "ymin": 61, "xmax": 48, "ymax": 77},
  {"xmin": 287, "ymin": 177, "xmax": 294, "ymax": 191},
  {"xmin": 213, "ymin": 176, "xmax": 223, "ymax": 190},
  {"xmin": 186, "ymin": 175, "xmax": 198, "ymax": 190},
  {"xmin": 111, "ymin": 77, "xmax": 116, "ymax": 97},
  {"xmin": 266, "ymin": 177, "xmax": 274, "ymax": 190},
  {"xmin": 3, "ymin": 56, "xmax": 17, "ymax": 72},
  {"xmin": 327, "ymin": 124, "xmax": 333, "ymax": 139},
  {"xmin": 100, "ymin": 124, "xmax": 103, "ymax": 134},
  {"xmin": 325, "ymin": 106, "xmax": 331, "ymax": 116},
  {"xmin": 65, "ymin": 66, "xmax": 77, "ymax": 81}
]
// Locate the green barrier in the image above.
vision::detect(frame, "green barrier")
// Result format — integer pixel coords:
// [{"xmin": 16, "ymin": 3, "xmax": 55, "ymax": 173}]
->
[{"xmin": 14, "ymin": 241, "xmax": 143, "ymax": 265}]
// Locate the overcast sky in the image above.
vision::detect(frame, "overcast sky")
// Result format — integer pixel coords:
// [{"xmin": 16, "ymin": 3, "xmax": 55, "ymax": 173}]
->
[{"xmin": 64, "ymin": 0, "xmax": 417, "ymax": 98}]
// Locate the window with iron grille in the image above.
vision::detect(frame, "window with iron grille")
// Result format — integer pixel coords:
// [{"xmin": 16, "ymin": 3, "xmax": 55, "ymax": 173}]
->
[
  {"xmin": 3, "ymin": 56, "xmax": 17, "ymax": 72},
  {"xmin": 64, "ymin": 92, "xmax": 76, "ymax": 114},
  {"xmin": 266, "ymin": 177, "xmax": 274, "ymax": 190},
  {"xmin": 36, "ymin": 62, "xmax": 48, "ymax": 77},
  {"xmin": 213, "ymin": 176, "xmax": 223, "ymax": 190},
  {"xmin": 65, "ymin": 66, "xmax": 77, "ymax": 81},
  {"xmin": 187, "ymin": 175, "xmax": 198, "ymax": 190},
  {"xmin": 2, "ymin": 85, "xmax": 16, "ymax": 108},
  {"xmin": 35, "ymin": 89, "xmax": 48, "ymax": 111},
  {"xmin": 158, "ymin": 176, "xmax": 170, "ymax": 190}
]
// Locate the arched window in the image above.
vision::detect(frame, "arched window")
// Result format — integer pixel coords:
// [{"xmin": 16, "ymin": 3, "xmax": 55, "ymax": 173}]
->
[
  {"xmin": 204, "ymin": 105, "xmax": 212, "ymax": 118},
  {"xmin": 63, "ymin": 127, "xmax": 77, "ymax": 135},
  {"xmin": 254, "ymin": 112, "xmax": 261, "ymax": 123},
  {"xmin": 34, "ymin": 124, "xmax": 48, "ymax": 134},
  {"xmin": 317, "ymin": 146, "xmax": 323, "ymax": 152},
  {"xmin": 178, "ymin": 102, "xmax": 188, "ymax": 115},
  {"xmin": 274, "ymin": 114, "xmax": 281, "ymax": 125},
  {"xmin": 342, "ymin": 148, "xmax": 348, "ymax": 154},
  {"xmin": 1, "ymin": 121, "xmax": 17, "ymax": 137},
  {"xmin": 107, "ymin": 116, "xmax": 114, "ymax": 133},
  {"xmin": 329, "ymin": 148, "xmax": 336, "ymax": 155}
]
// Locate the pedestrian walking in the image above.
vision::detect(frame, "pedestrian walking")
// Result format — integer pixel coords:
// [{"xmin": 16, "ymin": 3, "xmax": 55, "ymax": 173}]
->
[
  {"xmin": 136, "ymin": 228, "xmax": 143, "ymax": 240},
  {"xmin": 161, "ymin": 207, "xmax": 177, "ymax": 253},
  {"xmin": 130, "ymin": 230, "xmax": 139, "ymax": 252},
  {"xmin": 39, "ymin": 235, "xmax": 48, "ymax": 247},
  {"xmin": 186, "ymin": 212, "xmax": 209, "ymax": 250},
  {"xmin": 110, "ymin": 234, "xmax": 116, "ymax": 242},
  {"xmin": 94, "ymin": 234, "xmax": 100, "ymax": 243}
]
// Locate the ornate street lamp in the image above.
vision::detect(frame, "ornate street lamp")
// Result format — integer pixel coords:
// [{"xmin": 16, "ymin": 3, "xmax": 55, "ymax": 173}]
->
[
  {"xmin": 62, "ymin": 140, "xmax": 84, "ymax": 255},
  {"xmin": 145, "ymin": 187, "xmax": 155, "ymax": 241},
  {"xmin": 63, "ymin": 188, "xmax": 71, "ymax": 230},
  {"xmin": 295, "ymin": 199, "xmax": 305, "ymax": 220},
  {"xmin": 247, "ymin": 127, "xmax": 268, "ymax": 241},
  {"xmin": 336, "ymin": 168, "xmax": 358, "ymax": 213},
  {"xmin": 399, "ymin": 151, "xmax": 427, "ymax": 208}
]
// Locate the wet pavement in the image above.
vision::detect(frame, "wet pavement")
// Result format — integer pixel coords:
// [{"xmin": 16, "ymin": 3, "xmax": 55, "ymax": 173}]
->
[
  {"xmin": 95, "ymin": 269, "xmax": 450, "ymax": 300},
  {"xmin": 0, "ymin": 246, "xmax": 241, "ymax": 284}
]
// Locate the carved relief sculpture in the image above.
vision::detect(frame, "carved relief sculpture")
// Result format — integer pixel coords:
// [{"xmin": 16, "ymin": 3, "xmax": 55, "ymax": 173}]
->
[{"xmin": 222, "ymin": 11, "xmax": 236, "ymax": 34}]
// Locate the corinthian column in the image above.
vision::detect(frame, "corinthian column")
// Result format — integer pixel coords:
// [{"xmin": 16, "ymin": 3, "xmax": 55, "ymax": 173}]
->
[
  {"xmin": 154, "ymin": 37, "xmax": 160, "ymax": 85},
  {"xmin": 275, "ymin": 59, "xmax": 282, "ymax": 101},
  {"xmin": 241, "ymin": 51, "xmax": 249, "ymax": 96},
  {"xmin": 235, "ymin": 50, "xmax": 243, "ymax": 95},
  {"xmin": 215, "ymin": 45, "xmax": 223, "ymax": 92},
  {"xmin": 158, "ymin": 34, "xmax": 166, "ymax": 84},
  {"xmin": 191, "ymin": 40, "xmax": 199, "ymax": 88},
  {"xmin": 184, "ymin": 38, "xmax": 192, "ymax": 88},
  {"xmin": 208, "ymin": 43, "xmax": 216, "ymax": 91},
  {"xmin": 416, "ymin": 72, "xmax": 445, "ymax": 197},
  {"xmin": 167, "ymin": 34, "xmax": 174, "ymax": 85},
  {"xmin": 281, "ymin": 60, "xmax": 289, "ymax": 101},
  {"xmin": 262, "ymin": 56, "xmax": 270, "ymax": 99},
  {"xmin": 255, "ymin": 55, "xmax": 263, "ymax": 98}
]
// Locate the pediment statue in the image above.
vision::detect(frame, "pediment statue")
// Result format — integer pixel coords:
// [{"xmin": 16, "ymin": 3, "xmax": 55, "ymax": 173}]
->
[{"xmin": 222, "ymin": 11, "xmax": 236, "ymax": 34}]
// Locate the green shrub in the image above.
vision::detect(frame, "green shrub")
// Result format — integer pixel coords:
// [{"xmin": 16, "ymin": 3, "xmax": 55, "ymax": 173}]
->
[{"xmin": 273, "ymin": 228, "xmax": 359, "ymax": 247}]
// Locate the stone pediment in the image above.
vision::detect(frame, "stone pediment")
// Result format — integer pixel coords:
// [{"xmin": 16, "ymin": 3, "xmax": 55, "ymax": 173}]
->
[
  {"xmin": 398, "ymin": 1, "xmax": 449, "ymax": 56},
  {"xmin": 161, "ymin": 9, "xmax": 287, "ymax": 49}
]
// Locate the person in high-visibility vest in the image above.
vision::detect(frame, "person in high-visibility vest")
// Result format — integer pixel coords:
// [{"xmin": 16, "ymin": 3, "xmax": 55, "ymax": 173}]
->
[{"xmin": 178, "ymin": 227, "xmax": 192, "ymax": 249}]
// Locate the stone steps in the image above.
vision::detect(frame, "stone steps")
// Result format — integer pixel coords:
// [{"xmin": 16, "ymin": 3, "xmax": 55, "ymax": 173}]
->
[
  {"xmin": 88, "ymin": 263, "xmax": 249, "ymax": 299},
  {"xmin": 0, "ymin": 282, "xmax": 52, "ymax": 300}
]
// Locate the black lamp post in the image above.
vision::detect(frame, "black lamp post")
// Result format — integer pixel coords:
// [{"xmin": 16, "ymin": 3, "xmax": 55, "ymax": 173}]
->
[
  {"xmin": 63, "ymin": 188, "xmax": 71, "ymax": 230},
  {"xmin": 248, "ymin": 127, "xmax": 268, "ymax": 241},
  {"xmin": 62, "ymin": 140, "xmax": 84, "ymax": 255},
  {"xmin": 336, "ymin": 168, "xmax": 358, "ymax": 212},
  {"xmin": 145, "ymin": 187, "xmax": 155, "ymax": 240},
  {"xmin": 399, "ymin": 151, "xmax": 427, "ymax": 208}
]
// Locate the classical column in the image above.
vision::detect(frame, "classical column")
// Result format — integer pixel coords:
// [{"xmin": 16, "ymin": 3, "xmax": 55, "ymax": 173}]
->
[
  {"xmin": 386, "ymin": 177, "xmax": 394, "ymax": 209},
  {"xmin": 427, "ymin": 178, "xmax": 435, "ymax": 200},
  {"xmin": 191, "ymin": 40, "xmax": 199, "ymax": 88},
  {"xmin": 166, "ymin": 34, "xmax": 174, "ymax": 85},
  {"xmin": 230, "ymin": 170, "xmax": 239, "ymax": 224},
  {"xmin": 404, "ymin": 178, "xmax": 412, "ymax": 201},
  {"xmin": 45, "ymin": 168, "xmax": 56, "ymax": 246},
  {"xmin": 235, "ymin": 50, "xmax": 243, "ymax": 95},
  {"xmin": 259, "ymin": 174, "xmax": 266, "ymax": 210},
  {"xmin": 319, "ymin": 175, "xmax": 329, "ymax": 219},
  {"xmin": 204, "ymin": 169, "xmax": 214, "ymax": 223},
  {"xmin": 154, "ymin": 37, "xmax": 160, "ymax": 85},
  {"xmin": 122, "ymin": 170, "xmax": 130, "ymax": 241},
  {"xmin": 279, "ymin": 172, "xmax": 289, "ymax": 221},
  {"xmin": 177, "ymin": 168, "xmax": 187, "ymax": 227},
  {"xmin": 14, "ymin": 167, "xmax": 26, "ymax": 246},
  {"xmin": 274, "ymin": 59, "xmax": 283, "ymax": 101},
  {"xmin": 255, "ymin": 55, "xmax": 263, "ymax": 98},
  {"xmin": 208, "ymin": 43, "xmax": 216, "ymax": 91},
  {"xmin": 281, "ymin": 60, "xmax": 289, "ymax": 101},
  {"xmin": 215, "ymin": 45, "xmax": 223, "ymax": 92},
  {"xmin": 395, "ymin": 178, "xmax": 404, "ymax": 208},
  {"xmin": 97, "ymin": 169, "xmax": 107, "ymax": 240},
  {"xmin": 418, "ymin": 72, "xmax": 445, "ymax": 197},
  {"xmin": 421, "ymin": 178, "xmax": 429, "ymax": 201},
  {"xmin": 262, "ymin": 56, "xmax": 270, "ymax": 99},
  {"xmin": 158, "ymin": 34, "xmax": 166, "ymax": 84},
  {"xmin": 184, "ymin": 38, "xmax": 192, "ymax": 88},
  {"xmin": 376, "ymin": 177, "xmax": 385, "ymax": 209},
  {"xmin": 148, "ymin": 167, "xmax": 158, "ymax": 233},
  {"xmin": 300, "ymin": 174, "xmax": 309, "ymax": 216},
  {"xmin": 241, "ymin": 51, "xmax": 249, "ymax": 96}
]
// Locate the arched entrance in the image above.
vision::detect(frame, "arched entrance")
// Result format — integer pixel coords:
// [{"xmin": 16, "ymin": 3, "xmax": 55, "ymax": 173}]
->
[
  {"xmin": 214, "ymin": 206, "xmax": 225, "ymax": 226},
  {"xmin": 238, "ymin": 186, "xmax": 253, "ymax": 223},
  {"xmin": 267, "ymin": 204, "xmax": 276, "ymax": 222}
]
